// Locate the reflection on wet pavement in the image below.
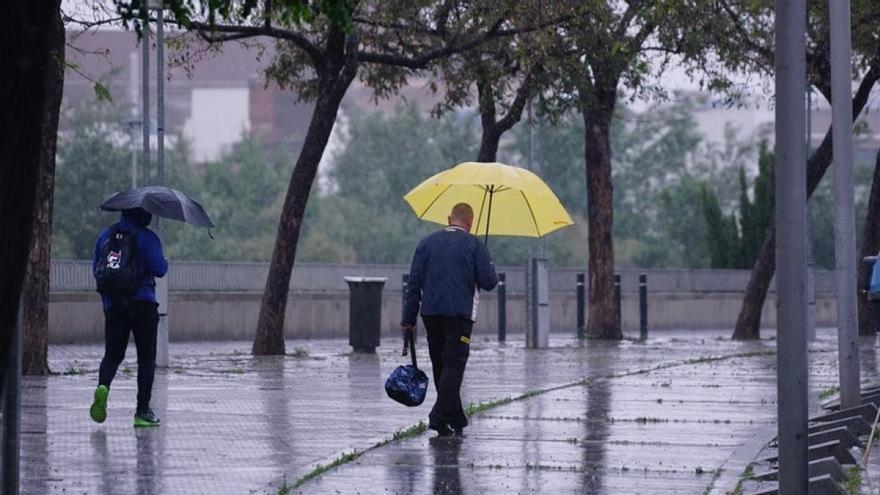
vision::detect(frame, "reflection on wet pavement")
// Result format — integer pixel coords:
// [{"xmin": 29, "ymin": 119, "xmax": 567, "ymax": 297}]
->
[{"xmin": 17, "ymin": 330, "xmax": 867, "ymax": 494}]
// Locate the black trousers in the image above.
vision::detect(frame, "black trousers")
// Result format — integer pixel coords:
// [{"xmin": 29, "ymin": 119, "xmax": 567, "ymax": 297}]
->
[
  {"xmin": 423, "ymin": 315, "xmax": 473, "ymax": 430},
  {"xmin": 98, "ymin": 300, "xmax": 159, "ymax": 412},
  {"xmin": 872, "ymin": 300, "xmax": 880, "ymax": 334}
]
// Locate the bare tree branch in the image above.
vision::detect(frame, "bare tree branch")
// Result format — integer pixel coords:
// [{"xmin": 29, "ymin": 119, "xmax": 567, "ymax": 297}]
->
[
  {"xmin": 495, "ymin": 66, "xmax": 538, "ymax": 132},
  {"xmin": 184, "ymin": 21, "xmax": 325, "ymax": 67}
]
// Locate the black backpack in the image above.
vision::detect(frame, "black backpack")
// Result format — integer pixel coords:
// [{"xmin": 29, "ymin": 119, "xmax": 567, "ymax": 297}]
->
[{"xmin": 95, "ymin": 226, "xmax": 143, "ymax": 296}]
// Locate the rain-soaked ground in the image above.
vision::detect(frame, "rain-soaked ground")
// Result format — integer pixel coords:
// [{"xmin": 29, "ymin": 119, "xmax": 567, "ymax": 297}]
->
[{"xmin": 17, "ymin": 329, "xmax": 880, "ymax": 494}]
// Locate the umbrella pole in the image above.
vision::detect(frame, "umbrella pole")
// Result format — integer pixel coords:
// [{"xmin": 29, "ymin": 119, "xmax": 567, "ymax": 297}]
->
[{"xmin": 484, "ymin": 186, "xmax": 494, "ymax": 247}]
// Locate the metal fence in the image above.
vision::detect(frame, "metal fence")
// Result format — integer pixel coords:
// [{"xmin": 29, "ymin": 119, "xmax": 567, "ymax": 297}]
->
[{"xmin": 50, "ymin": 259, "xmax": 837, "ymax": 294}]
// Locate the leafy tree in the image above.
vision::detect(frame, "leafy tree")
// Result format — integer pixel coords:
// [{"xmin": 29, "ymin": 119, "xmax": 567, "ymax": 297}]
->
[
  {"xmin": 656, "ymin": 177, "xmax": 710, "ymax": 268},
  {"xmin": 700, "ymin": 143, "xmax": 775, "ymax": 270},
  {"xmin": 298, "ymin": 106, "xmax": 479, "ymax": 264},
  {"xmin": 712, "ymin": 0, "xmax": 880, "ymax": 339},
  {"xmin": 739, "ymin": 142, "xmax": 775, "ymax": 265},
  {"xmin": 539, "ymin": 0, "xmax": 730, "ymax": 340},
  {"xmin": 509, "ymin": 99, "xmax": 737, "ymax": 269},
  {"xmin": 108, "ymin": 0, "xmax": 553, "ymax": 356},
  {"xmin": 53, "ymin": 103, "xmax": 136, "ymax": 259},
  {"xmin": 53, "ymin": 100, "xmax": 193, "ymax": 259},
  {"xmin": 701, "ymin": 184, "xmax": 740, "ymax": 269},
  {"xmin": 163, "ymin": 138, "xmax": 293, "ymax": 261}
]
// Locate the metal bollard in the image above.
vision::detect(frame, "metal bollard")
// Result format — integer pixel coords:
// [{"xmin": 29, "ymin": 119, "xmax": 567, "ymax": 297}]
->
[
  {"xmin": 614, "ymin": 273, "xmax": 621, "ymax": 331},
  {"xmin": 639, "ymin": 274, "xmax": 648, "ymax": 340},
  {"xmin": 498, "ymin": 273, "xmax": 506, "ymax": 342},
  {"xmin": 577, "ymin": 273, "xmax": 585, "ymax": 339}
]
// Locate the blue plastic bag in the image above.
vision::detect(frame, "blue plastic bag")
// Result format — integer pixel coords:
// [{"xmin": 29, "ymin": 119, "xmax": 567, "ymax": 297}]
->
[{"xmin": 385, "ymin": 331, "xmax": 428, "ymax": 407}]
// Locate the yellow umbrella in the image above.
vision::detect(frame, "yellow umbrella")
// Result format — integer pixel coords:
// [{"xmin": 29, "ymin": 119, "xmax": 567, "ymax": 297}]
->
[{"xmin": 403, "ymin": 161, "xmax": 574, "ymax": 241}]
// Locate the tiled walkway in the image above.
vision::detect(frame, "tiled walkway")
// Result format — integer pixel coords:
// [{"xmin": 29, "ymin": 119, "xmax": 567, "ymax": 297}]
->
[{"xmin": 16, "ymin": 330, "xmax": 878, "ymax": 494}]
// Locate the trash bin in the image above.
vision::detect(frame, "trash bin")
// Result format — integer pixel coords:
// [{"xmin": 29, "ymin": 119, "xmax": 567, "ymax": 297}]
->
[{"xmin": 344, "ymin": 277, "xmax": 388, "ymax": 353}]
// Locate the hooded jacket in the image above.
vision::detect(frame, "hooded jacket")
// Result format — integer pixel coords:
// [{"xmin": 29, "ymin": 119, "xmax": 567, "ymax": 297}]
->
[
  {"xmin": 93, "ymin": 209, "xmax": 168, "ymax": 310},
  {"xmin": 402, "ymin": 226, "xmax": 497, "ymax": 326}
]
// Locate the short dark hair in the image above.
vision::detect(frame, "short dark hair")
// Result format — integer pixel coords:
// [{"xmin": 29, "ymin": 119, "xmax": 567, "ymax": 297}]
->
[
  {"xmin": 451, "ymin": 203, "xmax": 473, "ymax": 221},
  {"xmin": 123, "ymin": 207, "xmax": 152, "ymax": 228}
]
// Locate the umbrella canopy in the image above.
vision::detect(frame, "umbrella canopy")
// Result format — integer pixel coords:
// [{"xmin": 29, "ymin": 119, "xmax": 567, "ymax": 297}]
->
[
  {"xmin": 100, "ymin": 185, "xmax": 215, "ymax": 228},
  {"xmin": 403, "ymin": 161, "xmax": 573, "ymax": 239}
]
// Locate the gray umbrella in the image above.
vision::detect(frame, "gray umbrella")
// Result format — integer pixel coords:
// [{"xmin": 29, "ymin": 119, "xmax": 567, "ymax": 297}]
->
[{"xmin": 99, "ymin": 185, "xmax": 215, "ymax": 228}]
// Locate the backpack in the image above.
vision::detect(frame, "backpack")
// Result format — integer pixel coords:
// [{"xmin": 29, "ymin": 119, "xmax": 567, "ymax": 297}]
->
[{"xmin": 95, "ymin": 226, "xmax": 143, "ymax": 297}]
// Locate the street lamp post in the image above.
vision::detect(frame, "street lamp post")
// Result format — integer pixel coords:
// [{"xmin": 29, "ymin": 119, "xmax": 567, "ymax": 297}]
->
[
  {"xmin": 830, "ymin": 0, "xmax": 861, "ymax": 411},
  {"xmin": 774, "ymin": 0, "xmax": 810, "ymax": 492}
]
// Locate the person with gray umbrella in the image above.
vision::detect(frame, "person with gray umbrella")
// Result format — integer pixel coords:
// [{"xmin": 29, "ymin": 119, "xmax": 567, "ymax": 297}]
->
[
  {"xmin": 90, "ymin": 207, "xmax": 167, "ymax": 427},
  {"xmin": 90, "ymin": 186, "xmax": 214, "ymax": 427}
]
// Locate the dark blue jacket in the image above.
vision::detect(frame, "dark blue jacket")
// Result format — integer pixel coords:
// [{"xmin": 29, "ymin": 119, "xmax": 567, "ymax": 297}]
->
[
  {"xmin": 93, "ymin": 210, "xmax": 168, "ymax": 310},
  {"xmin": 402, "ymin": 226, "xmax": 498, "ymax": 326}
]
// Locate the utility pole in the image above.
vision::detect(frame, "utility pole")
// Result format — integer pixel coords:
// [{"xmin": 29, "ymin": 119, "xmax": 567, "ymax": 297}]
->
[
  {"xmin": 774, "ymin": 0, "xmax": 809, "ymax": 492},
  {"xmin": 830, "ymin": 0, "xmax": 861, "ymax": 410},
  {"xmin": 141, "ymin": 5, "xmax": 150, "ymax": 185},
  {"xmin": 152, "ymin": 0, "xmax": 169, "ymax": 368},
  {"xmin": 129, "ymin": 51, "xmax": 139, "ymax": 189},
  {"xmin": 536, "ymin": 96, "xmax": 546, "ymax": 258}
]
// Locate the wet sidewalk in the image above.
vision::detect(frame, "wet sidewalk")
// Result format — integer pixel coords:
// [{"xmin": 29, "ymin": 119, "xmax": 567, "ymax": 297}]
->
[{"xmin": 17, "ymin": 330, "xmax": 880, "ymax": 494}]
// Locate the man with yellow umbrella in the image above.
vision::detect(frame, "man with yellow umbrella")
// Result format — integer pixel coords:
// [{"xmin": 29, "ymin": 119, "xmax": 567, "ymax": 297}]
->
[{"xmin": 401, "ymin": 161, "xmax": 572, "ymax": 438}]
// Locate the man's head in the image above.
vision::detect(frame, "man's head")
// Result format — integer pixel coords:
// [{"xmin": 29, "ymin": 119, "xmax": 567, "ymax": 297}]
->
[
  {"xmin": 122, "ymin": 207, "xmax": 152, "ymax": 228},
  {"xmin": 448, "ymin": 203, "xmax": 474, "ymax": 232}
]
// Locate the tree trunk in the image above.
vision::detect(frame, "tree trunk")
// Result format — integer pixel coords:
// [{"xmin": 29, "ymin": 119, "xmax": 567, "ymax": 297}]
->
[
  {"xmin": 858, "ymin": 148, "xmax": 880, "ymax": 335},
  {"xmin": 22, "ymin": 9, "xmax": 64, "ymax": 376},
  {"xmin": 582, "ymin": 91, "xmax": 621, "ymax": 340},
  {"xmin": 477, "ymin": 129, "xmax": 502, "ymax": 163},
  {"xmin": 474, "ymin": 73, "xmax": 534, "ymax": 163},
  {"xmin": 252, "ymin": 41, "xmax": 358, "ymax": 355},
  {"xmin": 732, "ymin": 227, "xmax": 775, "ymax": 339},
  {"xmin": 732, "ymin": 71, "xmax": 879, "ymax": 339},
  {"xmin": 0, "ymin": 0, "xmax": 61, "ymax": 396},
  {"xmin": 476, "ymin": 79, "xmax": 502, "ymax": 163}
]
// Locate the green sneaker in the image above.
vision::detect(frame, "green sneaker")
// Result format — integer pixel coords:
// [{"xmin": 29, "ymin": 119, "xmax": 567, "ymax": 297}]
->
[
  {"xmin": 133, "ymin": 408, "xmax": 160, "ymax": 427},
  {"xmin": 89, "ymin": 385, "xmax": 109, "ymax": 423}
]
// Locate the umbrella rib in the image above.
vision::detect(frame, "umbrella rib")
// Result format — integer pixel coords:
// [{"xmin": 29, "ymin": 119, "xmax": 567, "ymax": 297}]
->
[
  {"xmin": 520, "ymin": 191, "xmax": 543, "ymax": 238},
  {"xmin": 418, "ymin": 184, "xmax": 453, "ymax": 219},
  {"xmin": 474, "ymin": 185, "xmax": 489, "ymax": 235}
]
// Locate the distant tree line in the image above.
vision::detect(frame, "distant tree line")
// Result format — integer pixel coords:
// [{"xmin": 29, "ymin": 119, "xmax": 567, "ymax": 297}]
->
[{"xmin": 55, "ymin": 96, "xmax": 879, "ymax": 273}]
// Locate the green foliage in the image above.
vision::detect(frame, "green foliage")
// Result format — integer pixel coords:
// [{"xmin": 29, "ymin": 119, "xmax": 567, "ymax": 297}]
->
[
  {"xmin": 53, "ymin": 103, "xmax": 133, "ymax": 259},
  {"xmin": 56, "ymin": 95, "xmax": 876, "ymax": 270},
  {"xmin": 700, "ymin": 142, "xmax": 774, "ymax": 269},
  {"xmin": 163, "ymin": 138, "xmax": 294, "ymax": 261},
  {"xmin": 510, "ymin": 98, "xmax": 746, "ymax": 268},
  {"xmin": 844, "ymin": 466, "xmax": 863, "ymax": 495},
  {"xmin": 298, "ymin": 106, "xmax": 482, "ymax": 264},
  {"xmin": 110, "ymin": 0, "xmax": 352, "ymax": 35},
  {"xmin": 701, "ymin": 184, "xmax": 740, "ymax": 269},
  {"xmin": 52, "ymin": 98, "xmax": 290, "ymax": 261}
]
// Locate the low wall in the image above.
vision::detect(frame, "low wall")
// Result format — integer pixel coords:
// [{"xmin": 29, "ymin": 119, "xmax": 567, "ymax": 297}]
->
[{"xmin": 48, "ymin": 289, "xmax": 839, "ymax": 344}]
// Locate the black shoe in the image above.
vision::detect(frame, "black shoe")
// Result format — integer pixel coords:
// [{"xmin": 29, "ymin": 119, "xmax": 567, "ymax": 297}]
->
[
  {"xmin": 133, "ymin": 408, "xmax": 161, "ymax": 427},
  {"xmin": 429, "ymin": 423, "xmax": 454, "ymax": 437}
]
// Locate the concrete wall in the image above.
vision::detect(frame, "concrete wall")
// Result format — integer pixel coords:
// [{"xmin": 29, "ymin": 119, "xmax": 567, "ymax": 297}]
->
[{"xmin": 49, "ymin": 289, "xmax": 839, "ymax": 344}]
